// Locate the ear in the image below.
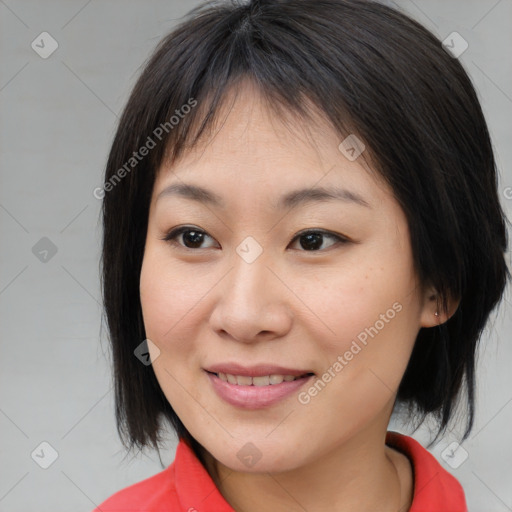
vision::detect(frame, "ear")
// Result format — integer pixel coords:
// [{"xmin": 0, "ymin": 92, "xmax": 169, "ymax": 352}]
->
[{"xmin": 419, "ymin": 283, "xmax": 460, "ymax": 328}]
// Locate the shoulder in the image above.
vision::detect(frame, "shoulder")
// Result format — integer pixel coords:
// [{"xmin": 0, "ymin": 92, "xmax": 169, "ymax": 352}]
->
[
  {"xmin": 91, "ymin": 462, "xmax": 179, "ymax": 512},
  {"xmin": 91, "ymin": 439, "xmax": 234, "ymax": 512},
  {"xmin": 386, "ymin": 431, "xmax": 468, "ymax": 512},
  {"xmin": 93, "ymin": 450, "xmax": 180, "ymax": 512}
]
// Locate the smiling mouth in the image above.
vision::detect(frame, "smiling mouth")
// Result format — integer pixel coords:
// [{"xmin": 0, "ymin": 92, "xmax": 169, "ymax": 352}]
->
[{"xmin": 206, "ymin": 371, "xmax": 315, "ymax": 386}]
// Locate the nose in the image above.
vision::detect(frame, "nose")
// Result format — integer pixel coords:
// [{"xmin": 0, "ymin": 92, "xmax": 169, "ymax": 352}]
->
[{"xmin": 208, "ymin": 249, "xmax": 293, "ymax": 344}]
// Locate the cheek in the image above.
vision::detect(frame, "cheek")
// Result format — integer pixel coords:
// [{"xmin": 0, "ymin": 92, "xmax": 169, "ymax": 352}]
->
[
  {"xmin": 302, "ymin": 264, "xmax": 415, "ymax": 346},
  {"xmin": 139, "ymin": 249, "xmax": 206, "ymax": 411},
  {"xmin": 139, "ymin": 248, "xmax": 202, "ymax": 350},
  {"xmin": 296, "ymin": 269, "xmax": 419, "ymax": 437},
  {"xmin": 299, "ymin": 242, "xmax": 420, "ymax": 386}
]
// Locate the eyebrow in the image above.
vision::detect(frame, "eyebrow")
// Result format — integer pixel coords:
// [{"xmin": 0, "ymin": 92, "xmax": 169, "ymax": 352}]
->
[{"xmin": 156, "ymin": 183, "xmax": 371, "ymax": 209}]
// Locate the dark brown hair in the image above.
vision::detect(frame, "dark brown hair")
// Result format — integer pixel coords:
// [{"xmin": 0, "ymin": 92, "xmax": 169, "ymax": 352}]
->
[{"xmin": 100, "ymin": 0, "xmax": 510, "ymax": 458}]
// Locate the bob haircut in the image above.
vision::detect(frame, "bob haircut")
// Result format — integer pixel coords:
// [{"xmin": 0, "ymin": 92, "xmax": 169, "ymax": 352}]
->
[{"xmin": 100, "ymin": 0, "xmax": 510, "ymax": 456}]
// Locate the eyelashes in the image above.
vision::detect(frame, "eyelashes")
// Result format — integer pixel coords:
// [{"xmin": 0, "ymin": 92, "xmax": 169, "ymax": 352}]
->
[
  {"xmin": 160, "ymin": 226, "xmax": 350, "ymax": 252},
  {"xmin": 162, "ymin": 227, "xmax": 217, "ymax": 250}
]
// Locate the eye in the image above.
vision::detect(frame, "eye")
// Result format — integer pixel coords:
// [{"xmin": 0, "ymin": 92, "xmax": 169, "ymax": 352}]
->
[
  {"xmin": 160, "ymin": 226, "xmax": 219, "ymax": 249},
  {"xmin": 161, "ymin": 226, "xmax": 349, "ymax": 252},
  {"xmin": 288, "ymin": 229, "xmax": 349, "ymax": 251}
]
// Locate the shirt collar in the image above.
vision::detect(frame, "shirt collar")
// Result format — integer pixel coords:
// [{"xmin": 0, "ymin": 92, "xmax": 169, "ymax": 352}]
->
[{"xmin": 173, "ymin": 432, "xmax": 467, "ymax": 512}]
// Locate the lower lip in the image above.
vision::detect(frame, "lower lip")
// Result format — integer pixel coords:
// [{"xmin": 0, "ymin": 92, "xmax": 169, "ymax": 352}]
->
[{"xmin": 206, "ymin": 371, "xmax": 314, "ymax": 409}]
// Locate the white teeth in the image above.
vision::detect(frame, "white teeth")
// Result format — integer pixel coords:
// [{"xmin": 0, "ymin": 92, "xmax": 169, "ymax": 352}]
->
[
  {"xmin": 216, "ymin": 373, "xmax": 305, "ymax": 385},
  {"xmin": 236, "ymin": 375, "xmax": 253, "ymax": 385},
  {"xmin": 252, "ymin": 375, "xmax": 270, "ymax": 386},
  {"xmin": 269, "ymin": 374, "xmax": 284, "ymax": 385}
]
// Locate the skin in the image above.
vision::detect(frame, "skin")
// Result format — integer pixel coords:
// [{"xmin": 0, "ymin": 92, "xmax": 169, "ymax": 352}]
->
[{"xmin": 139, "ymin": 79, "xmax": 459, "ymax": 512}]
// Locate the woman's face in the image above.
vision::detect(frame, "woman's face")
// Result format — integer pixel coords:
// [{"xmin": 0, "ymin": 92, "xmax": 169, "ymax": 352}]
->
[{"xmin": 140, "ymin": 82, "xmax": 437, "ymax": 473}]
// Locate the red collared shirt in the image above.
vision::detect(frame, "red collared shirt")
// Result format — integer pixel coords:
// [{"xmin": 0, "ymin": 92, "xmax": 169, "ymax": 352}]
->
[{"xmin": 93, "ymin": 431, "xmax": 468, "ymax": 511}]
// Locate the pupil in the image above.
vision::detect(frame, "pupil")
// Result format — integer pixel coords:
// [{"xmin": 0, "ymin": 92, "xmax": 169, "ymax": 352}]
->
[
  {"xmin": 301, "ymin": 233, "xmax": 322, "ymax": 251},
  {"xmin": 184, "ymin": 230, "xmax": 203, "ymax": 248}
]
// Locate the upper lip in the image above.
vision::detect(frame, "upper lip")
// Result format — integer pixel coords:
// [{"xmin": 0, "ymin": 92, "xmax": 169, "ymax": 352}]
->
[{"xmin": 205, "ymin": 363, "xmax": 314, "ymax": 377}]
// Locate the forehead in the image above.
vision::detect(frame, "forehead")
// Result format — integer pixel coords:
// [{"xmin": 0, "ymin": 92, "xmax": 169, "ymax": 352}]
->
[{"xmin": 153, "ymin": 80, "xmax": 389, "ymax": 208}]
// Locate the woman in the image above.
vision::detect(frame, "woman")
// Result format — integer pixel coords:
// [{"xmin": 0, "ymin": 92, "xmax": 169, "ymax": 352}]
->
[{"xmin": 94, "ymin": 0, "xmax": 509, "ymax": 510}]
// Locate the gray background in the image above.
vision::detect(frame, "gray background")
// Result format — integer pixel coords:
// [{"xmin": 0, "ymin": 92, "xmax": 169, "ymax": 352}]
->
[{"xmin": 0, "ymin": 1, "xmax": 511, "ymax": 511}]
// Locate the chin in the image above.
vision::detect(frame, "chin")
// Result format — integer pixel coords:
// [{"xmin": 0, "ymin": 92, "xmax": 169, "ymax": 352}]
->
[{"xmin": 195, "ymin": 431, "xmax": 310, "ymax": 474}]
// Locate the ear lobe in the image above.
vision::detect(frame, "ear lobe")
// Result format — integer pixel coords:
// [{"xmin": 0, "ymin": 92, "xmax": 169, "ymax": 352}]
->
[{"xmin": 420, "ymin": 286, "xmax": 461, "ymax": 328}]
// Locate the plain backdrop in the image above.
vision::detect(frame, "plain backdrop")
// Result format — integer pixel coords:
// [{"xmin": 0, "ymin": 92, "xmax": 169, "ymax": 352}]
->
[{"xmin": 1, "ymin": 1, "xmax": 511, "ymax": 511}]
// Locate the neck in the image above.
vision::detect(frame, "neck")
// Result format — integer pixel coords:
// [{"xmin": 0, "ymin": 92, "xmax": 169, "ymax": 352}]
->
[{"xmin": 200, "ymin": 421, "xmax": 408, "ymax": 512}]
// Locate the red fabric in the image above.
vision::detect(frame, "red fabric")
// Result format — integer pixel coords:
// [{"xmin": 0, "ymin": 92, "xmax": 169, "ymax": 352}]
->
[
  {"xmin": 385, "ymin": 431, "xmax": 467, "ymax": 512},
  {"xmin": 93, "ymin": 431, "xmax": 467, "ymax": 511}
]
